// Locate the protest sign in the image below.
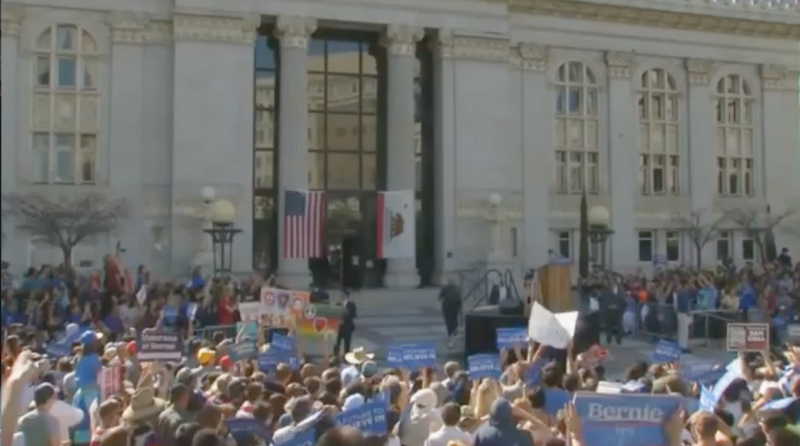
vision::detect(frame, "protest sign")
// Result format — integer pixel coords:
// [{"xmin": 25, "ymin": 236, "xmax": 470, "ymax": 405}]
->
[
  {"xmin": 573, "ymin": 392, "xmax": 682, "ymax": 446},
  {"xmin": 651, "ymin": 339, "xmax": 682, "ymax": 363},
  {"xmin": 761, "ymin": 397, "xmax": 798, "ymax": 410},
  {"xmin": 230, "ymin": 340, "xmax": 258, "ymax": 361},
  {"xmin": 527, "ymin": 302, "xmax": 578, "ymax": 349},
  {"xmin": 727, "ymin": 323, "xmax": 769, "ymax": 352},
  {"xmin": 524, "ymin": 358, "xmax": 546, "ymax": 386},
  {"xmin": 225, "ymin": 418, "xmax": 272, "ymax": 446},
  {"xmin": 467, "ymin": 354, "xmax": 501, "ymax": 380},
  {"xmin": 335, "ymin": 399, "xmax": 388, "ymax": 435},
  {"xmin": 46, "ymin": 329, "xmax": 80, "ymax": 357},
  {"xmin": 137, "ymin": 329, "xmax": 182, "ymax": 361},
  {"xmin": 544, "ymin": 388, "xmax": 570, "ymax": 415},
  {"xmin": 682, "ymin": 362, "xmax": 725, "ymax": 386},
  {"xmin": 162, "ymin": 305, "xmax": 179, "ymax": 325},
  {"xmin": 236, "ymin": 321, "xmax": 259, "ymax": 340},
  {"xmin": 238, "ymin": 302, "xmax": 263, "ymax": 324},
  {"xmin": 496, "ymin": 327, "xmax": 528, "ymax": 349},
  {"xmin": 699, "ymin": 387, "xmax": 716, "ymax": 412},
  {"xmin": 260, "ymin": 287, "xmax": 306, "ymax": 328},
  {"xmin": 99, "ymin": 366, "xmax": 121, "ymax": 401},
  {"xmin": 385, "ymin": 343, "xmax": 437, "ymax": 369},
  {"xmin": 273, "ymin": 422, "xmax": 315, "ymax": 446},
  {"xmin": 787, "ymin": 324, "xmax": 800, "ymax": 342},
  {"xmin": 258, "ymin": 349, "xmax": 298, "ymax": 372},
  {"xmin": 271, "ymin": 332, "xmax": 295, "ymax": 351},
  {"xmin": 296, "ymin": 302, "xmax": 340, "ymax": 339},
  {"xmin": 595, "ymin": 381, "xmax": 623, "ymax": 394}
]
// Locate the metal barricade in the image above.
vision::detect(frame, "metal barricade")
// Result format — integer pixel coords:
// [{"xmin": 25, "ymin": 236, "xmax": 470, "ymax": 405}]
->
[
  {"xmin": 193, "ymin": 324, "xmax": 237, "ymax": 340},
  {"xmin": 633, "ymin": 301, "xmax": 678, "ymax": 341}
]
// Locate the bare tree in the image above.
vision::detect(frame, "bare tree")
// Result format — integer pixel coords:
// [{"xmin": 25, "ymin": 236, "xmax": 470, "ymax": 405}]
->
[
  {"xmin": 3, "ymin": 193, "xmax": 129, "ymax": 270},
  {"xmin": 724, "ymin": 207, "xmax": 797, "ymax": 262},
  {"xmin": 671, "ymin": 209, "xmax": 726, "ymax": 268}
]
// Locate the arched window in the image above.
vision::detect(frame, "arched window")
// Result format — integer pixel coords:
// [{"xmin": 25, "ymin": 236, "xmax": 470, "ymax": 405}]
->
[
  {"xmin": 32, "ymin": 24, "xmax": 99, "ymax": 184},
  {"xmin": 637, "ymin": 68, "xmax": 680, "ymax": 195},
  {"xmin": 554, "ymin": 61, "xmax": 599, "ymax": 194},
  {"xmin": 714, "ymin": 74, "xmax": 754, "ymax": 197}
]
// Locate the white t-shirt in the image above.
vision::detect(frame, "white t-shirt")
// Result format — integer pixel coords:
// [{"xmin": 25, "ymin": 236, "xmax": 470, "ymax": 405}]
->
[{"xmin": 50, "ymin": 399, "xmax": 84, "ymax": 443}]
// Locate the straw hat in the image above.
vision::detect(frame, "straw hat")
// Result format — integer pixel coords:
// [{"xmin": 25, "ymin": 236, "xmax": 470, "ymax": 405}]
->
[
  {"xmin": 344, "ymin": 347, "xmax": 374, "ymax": 365},
  {"xmin": 121, "ymin": 387, "xmax": 165, "ymax": 422}
]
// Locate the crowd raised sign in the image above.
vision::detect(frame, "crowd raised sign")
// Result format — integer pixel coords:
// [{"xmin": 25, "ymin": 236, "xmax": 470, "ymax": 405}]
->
[
  {"xmin": 137, "ymin": 329, "xmax": 182, "ymax": 361},
  {"xmin": 573, "ymin": 392, "xmax": 682, "ymax": 446},
  {"xmin": 726, "ymin": 323, "xmax": 769, "ymax": 352}
]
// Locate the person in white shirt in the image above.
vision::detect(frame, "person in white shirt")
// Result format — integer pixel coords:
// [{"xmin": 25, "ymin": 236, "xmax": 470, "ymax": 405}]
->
[
  {"xmin": 424, "ymin": 402, "xmax": 473, "ymax": 446},
  {"xmin": 49, "ymin": 398, "xmax": 84, "ymax": 443}
]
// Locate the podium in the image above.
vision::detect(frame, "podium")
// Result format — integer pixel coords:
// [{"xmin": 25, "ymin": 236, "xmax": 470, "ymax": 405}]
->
[{"xmin": 537, "ymin": 261, "xmax": 573, "ymax": 313}]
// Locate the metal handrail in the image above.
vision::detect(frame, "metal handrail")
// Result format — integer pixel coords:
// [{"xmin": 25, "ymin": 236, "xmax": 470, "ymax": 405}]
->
[{"xmin": 462, "ymin": 268, "xmax": 524, "ymax": 311}]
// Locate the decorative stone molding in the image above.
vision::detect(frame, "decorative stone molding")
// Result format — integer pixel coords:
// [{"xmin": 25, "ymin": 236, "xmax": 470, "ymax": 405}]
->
[
  {"xmin": 605, "ymin": 51, "xmax": 636, "ymax": 79},
  {"xmin": 686, "ymin": 59, "xmax": 714, "ymax": 85},
  {"xmin": 430, "ymin": 29, "xmax": 455, "ymax": 59},
  {"xmin": 144, "ymin": 21, "xmax": 173, "ymax": 44},
  {"xmin": 456, "ymin": 197, "xmax": 523, "ymax": 219},
  {"xmin": 381, "ymin": 24, "xmax": 424, "ymax": 56},
  {"xmin": 1, "ymin": 9, "xmax": 23, "ymax": 36},
  {"xmin": 511, "ymin": 43, "xmax": 550, "ymax": 71},
  {"xmin": 274, "ymin": 16, "xmax": 317, "ymax": 49},
  {"xmin": 509, "ymin": 0, "xmax": 800, "ymax": 40},
  {"xmin": 173, "ymin": 14, "xmax": 259, "ymax": 44},
  {"xmin": 108, "ymin": 14, "xmax": 147, "ymax": 44},
  {"xmin": 762, "ymin": 64, "xmax": 794, "ymax": 91},
  {"xmin": 450, "ymin": 36, "xmax": 509, "ymax": 62}
]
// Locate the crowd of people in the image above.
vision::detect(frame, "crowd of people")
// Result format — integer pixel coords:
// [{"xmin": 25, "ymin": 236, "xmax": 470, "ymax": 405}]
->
[{"xmin": 1, "ymin": 252, "xmax": 799, "ymax": 446}]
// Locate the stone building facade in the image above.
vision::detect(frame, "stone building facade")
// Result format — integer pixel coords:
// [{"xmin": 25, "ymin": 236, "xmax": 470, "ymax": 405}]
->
[{"xmin": 1, "ymin": 0, "xmax": 798, "ymax": 286}]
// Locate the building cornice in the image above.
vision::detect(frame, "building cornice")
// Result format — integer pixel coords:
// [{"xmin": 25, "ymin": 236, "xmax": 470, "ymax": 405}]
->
[
  {"xmin": 606, "ymin": 51, "xmax": 636, "ymax": 79},
  {"xmin": 509, "ymin": 43, "xmax": 550, "ymax": 71},
  {"xmin": 762, "ymin": 64, "xmax": 798, "ymax": 91},
  {"xmin": 1, "ymin": 8, "xmax": 23, "ymax": 37},
  {"xmin": 508, "ymin": 0, "xmax": 800, "ymax": 40},
  {"xmin": 451, "ymin": 36, "xmax": 510, "ymax": 62},
  {"xmin": 686, "ymin": 58, "xmax": 715, "ymax": 85},
  {"xmin": 108, "ymin": 13, "xmax": 147, "ymax": 44},
  {"xmin": 275, "ymin": 16, "xmax": 317, "ymax": 50},
  {"xmin": 173, "ymin": 14, "xmax": 259, "ymax": 44}
]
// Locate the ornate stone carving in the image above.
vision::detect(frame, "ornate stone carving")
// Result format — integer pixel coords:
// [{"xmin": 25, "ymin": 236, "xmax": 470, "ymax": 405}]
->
[
  {"xmin": 144, "ymin": 21, "xmax": 173, "ymax": 44},
  {"xmin": 516, "ymin": 43, "xmax": 549, "ymax": 71},
  {"xmin": 382, "ymin": 24, "xmax": 424, "ymax": 56},
  {"xmin": 430, "ymin": 29, "xmax": 455, "ymax": 59},
  {"xmin": 686, "ymin": 59, "xmax": 714, "ymax": 84},
  {"xmin": 274, "ymin": 16, "xmax": 317, "ymax": 49},
  {"xmin": 1, "ymin": 9, "xmax": 23, "ymax": 36},
  {"xmin": 605, "ymin": 51, "xmax": 636, "ymax": 79},
  {"xmin": 173, "ymin": 14, "xmax": 259, "ymax": 44},
  {"xmin": 108, "ymin": 14, "xmax": 147, "ymax": 44},
  {"xmin": 762, "ymin": 64, "xmax": 793, "ymax": 91},
  {"xmin": 451, "ymin": 36, "xmax": 509, "ymax": 62}
]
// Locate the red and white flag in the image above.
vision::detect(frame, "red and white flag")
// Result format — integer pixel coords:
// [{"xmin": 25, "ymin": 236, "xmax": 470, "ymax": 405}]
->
[
  {"xmin": 376, "ymin": 191, "xmax": 415, "ymax": 259},
  {"xmin": 283, "ymin": 190, "xmax": 325, "ymax": 259},
  {"xmin": 99, "ymin": 367, "xmax": 121, "ymax": 401}
]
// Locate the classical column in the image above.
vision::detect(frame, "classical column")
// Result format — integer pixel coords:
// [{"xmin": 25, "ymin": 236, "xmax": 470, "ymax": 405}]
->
[
  {"xmin": 605, "ymin": 52, "xmax": 638, "ymax": 269},
  {"xmin": 108, "ymin": 14, "xmax": 147, "ymax": 265},
  {"xmin": 761, "ymin": 65, "xmax": 800, "ymax": 225},
  {"xmin": 382, "ymin": 24, "xmax": 424, "ymax": 288},
  {"xmin": 1, "ymin": 9, "xmax": 21, "ymax": 267},
  {"xmin": 517, "ymin": 43, "xmax": 552, "ymax": 270},
  {"xmin": 275, "ymin": 16, "xmax": 317, "ymax": 289},
  {"xmin": 431, "ymin": 30, "xmax": 456, "ymax": 285},
  {"xmin": 685, "ymin": 59, "xmax": 716, "ymax": 266}
]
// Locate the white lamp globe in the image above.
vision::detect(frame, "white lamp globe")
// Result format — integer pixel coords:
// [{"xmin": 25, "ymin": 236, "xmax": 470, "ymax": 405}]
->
[
  {"xmin": 201, "ymin": 186, "xmax": 216, "ymax": 203},
  {"xmin": 209, "ymin": 199, "xmax": 236, "ymax": 224},
  {"xmin": 588, "ymin": 205, "xmax": 610, "ymax": 227},
  {"xmin": 488, "ymin": 193, "xmax": 502, "ymax": 206}
]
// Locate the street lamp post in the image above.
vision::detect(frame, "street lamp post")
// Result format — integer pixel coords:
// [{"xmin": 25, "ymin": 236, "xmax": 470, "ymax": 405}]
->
[
  {"xmin": 587, "ymin": 205, "xmax": 614, "ymax": 268},
  {"xmin": 203, "ymin": 199, "xmax": 242, "ymax": 277}
]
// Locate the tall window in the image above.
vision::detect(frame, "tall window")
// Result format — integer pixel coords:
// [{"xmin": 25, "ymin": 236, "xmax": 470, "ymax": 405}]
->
[
  {"xmin": 716, "ymin": 230, "xmax": 731, "ymax": 262},
  {"xmin": 554, "ymin": 61, "xmax": 599, "ymax": 194},
  {"xmin": 665, "ymin": 230, "xmax": 680, "ymax": 262},
  {"xmin": 253, "ymin": 34, "xmax": 278, "ymax": 269},
  {"xmin": 715, "ymin": 74, "xmax": 754, "ymax": 197},
  {"xmin": 638, "ymin": 69, "xmax": 679, "ymax": 195},
  {"xmin": 307, "ymin": 38, "xmax": 378, "ymax": 192},
  {"xmin": 638, "ymin": 231, "xmax": 653, "ymax": 262},
  {"xmin": 32, "ymin": 25, "xmax": 99, "ymax": 184},
  {"xmin": 557, "ymin": 231, "xmax": 571, "ymax": 258},
  {"xmin": 741, "ymin": 236, "xmax": 754, "ymax": 262}
]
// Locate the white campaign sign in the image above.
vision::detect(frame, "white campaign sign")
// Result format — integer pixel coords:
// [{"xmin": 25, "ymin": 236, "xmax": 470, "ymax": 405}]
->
[{"xmin": 527, "ymin": 302, "xmax": 579, "ymax": 349}]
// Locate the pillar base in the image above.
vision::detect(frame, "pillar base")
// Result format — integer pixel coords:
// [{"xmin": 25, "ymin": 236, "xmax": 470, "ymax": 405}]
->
[{"xmin": 384, "ymin": 270, "xmax": 420, "ymax": 288}]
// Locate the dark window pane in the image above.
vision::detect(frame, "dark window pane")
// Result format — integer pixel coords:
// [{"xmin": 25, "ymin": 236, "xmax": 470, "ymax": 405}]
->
[
  {"xmin": 742, "ymin": 240, "xmax": 754, "ymax": 260},
  {"xmin": 325, "ymin": 41, "xmax": 360, "ymax": 74},
  {"xmin": 638, "ymin": 232, "xmax": 653, "ymax": 262},
  {"xmin": 254, "ymin": 151, "xmax": 274, "ymax": 189},
  {"xmin": 326, "ymin": 75, "xmax": 360, "ymax": 113},
  {"xmin": 327, "ymin": 153, "xmax": 360, "ymax": 190},
  {"xmin": 666, "ymin": 234, "xmax": 680, "ymax": 262},
  {"xmin": 255, "ymin": 36, "xmax": 276, "ymax": 70},
  {"xmin": 308, "ymin": 39, "xmax": 325, "ymax": 71},
  {"xmin": 362, "ymin": 154, "xmax": 376, "ymax": 190},
  {"xmin": 57, "ymin": 57, "xmax": 76, "ymax": 87},
  {"xmin": 308, "ymin": 73, "xmax": 324, "ymax": 111},
  {"xmin": 362, "ymin": 42, "xmax": 378, "ymax": 75},
  {"xmin": 326, "ymin": 113, "xmax": 359, "ymax": 151},
  {"xmin": 717, "ymin": 239, "xmax": 729, "ymax": 261}
]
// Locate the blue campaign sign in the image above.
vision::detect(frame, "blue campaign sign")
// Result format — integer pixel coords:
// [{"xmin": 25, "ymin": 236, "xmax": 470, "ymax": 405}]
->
[
  {"xmin": 386, "ymin": 345, "xmax": 404, "ymax": 368},
  {"xmin": 651, "ymin": 339, "xmax": 682, "ymax": 363},
  {"xmin": 224, "ymin": 418, "xmax": 272, "ymax": 445},
  {"xmin": 273, "ymin": 425, "xmax": 315, "ymax": 446},
  {"xmin": 162, "ymin": 305, "xmax": 178, "ymax": 325},
  {"xmin": 524, "ymin": 358, "xmax": 547, "ymax": 386},
  {"xmin": 761, "ymin": 397, "xmax": 798, "ymax": 410},
  {"xmin": 495, "ymin": 327, "xmax": 528, "ymax": 349},
  {"xmin": 335, "ymin": 399, "xmax": 388, "ymax": 436},
  {"xmin": 467, "ymin": 354, "xmax": 501, "ymax": 380},
  {"xmin": 699, "ymin": 387, "xmax": 716, "ymax": 412},
  {"xmin": 258, "ymin": 350, "xmax": 298, "ymax": 372},
  {"xmin": 682, "ymin": 362, "xmax": 726, "ymax": 386},
  {"xmin": 237, "ymin": 321, "xmax": 259, "ymax": 340},
  {"xmin": 230, "ymin": 340, "xmax": 258, "ymax": 361},
  {"xmin": 402, "ymin": 342, "xmax": 437, "ymax": 368},
  {"xmin": 682, "ymin": 397, "xmax": 699, "ymax": 414},
  {"xmin": 710, "ymin": 370, "xmax": 738, "ymax": 406},
  {"xmin": 271, "ymin": 332, "xmax": 295, "ymax": 352},
  {"xmin": 573, "ymin": 392, "xmax": 682, "ymax": 446},
  {"xmin": 544, "ymin": 388, "xmax": 571, "ymax": 416},
  {"xmin": 45, "ymin": 330, "xmax": 80, "ymax": 357}
]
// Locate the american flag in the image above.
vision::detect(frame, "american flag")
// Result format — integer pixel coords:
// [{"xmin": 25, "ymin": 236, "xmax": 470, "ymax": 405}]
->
[{"xmin": 283, "ymin": 190, "xmax": 324, "ymax": 259}]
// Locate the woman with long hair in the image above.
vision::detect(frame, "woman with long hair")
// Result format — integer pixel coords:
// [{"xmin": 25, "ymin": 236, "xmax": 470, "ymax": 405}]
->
[{"xmin": 71, "ymin": 330, "xmax": 103, "ymax": 446}]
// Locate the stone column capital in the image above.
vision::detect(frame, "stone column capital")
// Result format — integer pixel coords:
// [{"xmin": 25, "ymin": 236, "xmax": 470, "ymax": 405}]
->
[
  {"xmin": 517, "ymin": 43, "xmax": 550, "ymax": 71},
  {"xmin": 430, "ymin": 29, "xmax": 455, "ymax": 59},
  {"xmin": 382, "ymin": 24, "xmax": 424, "ymax": 56},
  {"xmin": 275, "ymin": 16, "xmax": 316, "ymax": 49},
  {"xmin": 605, "ymin": 51, "xmax": 636, "ymax": 79},
  {"xmin": 108, "ymin": 13, "xmax": 148, "ymax": 44},
  {"xmin": 1, "ymin": 9, "xmax": 23, "ymax": 37},
  {"xmin": 686, "ymin": 58, "xmax": 715, "ymax": 85},
  {"xmin": 762, "ymin": 64, "xmax": 794, "ymax": 91}
]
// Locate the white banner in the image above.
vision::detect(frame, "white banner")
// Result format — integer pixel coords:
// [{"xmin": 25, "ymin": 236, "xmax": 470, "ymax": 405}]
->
[
  {"xmin": 376, "ymin": 190, "xmax": 415, "ymax": 259},
  {"xmin": 527, "ymin": 302, "xmax": 579, "ymax": 349},
  {"xmin": 238, "ymin": 302, "xmax": 264, "ymax": 324}
]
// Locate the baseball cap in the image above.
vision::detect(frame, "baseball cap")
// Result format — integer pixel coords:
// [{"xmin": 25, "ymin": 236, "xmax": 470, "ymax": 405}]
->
[
  {"xmin": 196, "ymin": 348, "xmax": 216, "ymax": 365},
  {"xmin": 79, "ymin": 330, "xmax": 102, "ymax": 346},
  {"xmin": 360, "ymin": 361, "xmax": 378, "ymax": 378}
]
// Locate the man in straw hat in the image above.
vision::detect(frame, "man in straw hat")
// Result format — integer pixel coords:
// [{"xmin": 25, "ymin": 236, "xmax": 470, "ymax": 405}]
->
[
  {"xmin": 341, "ymin": 347, "xmax": 374, "ymax": 387},
  {"xmin": 122, "ymin": 387, "xmax": 166, "ymax": 426}
]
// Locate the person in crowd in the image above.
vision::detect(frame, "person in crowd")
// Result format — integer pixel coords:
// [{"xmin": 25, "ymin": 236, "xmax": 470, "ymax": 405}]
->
[
  {"xmin": 333, "ymin": 288, "xmax": 357, "ymax": 357},
  {"xmin": 16, "ymin": 382, "xmax": 61, "ymax": 446},
  {"xmin": 425, "ymin": 402, "xmax": 473, "ymax": 446},
  {"xmin": 439, "ymin": 280, "xmax": 462, "ymax": 349}
]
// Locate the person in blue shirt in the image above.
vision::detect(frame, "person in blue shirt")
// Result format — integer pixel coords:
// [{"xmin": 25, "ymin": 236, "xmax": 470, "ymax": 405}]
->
[
  {"xmin": 71, "ymin": 330, "xmax": 103, "ymax": 445},
  {"xmin": 675, "ymin": 280, "xmax": 694, "ymax": 353}
]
